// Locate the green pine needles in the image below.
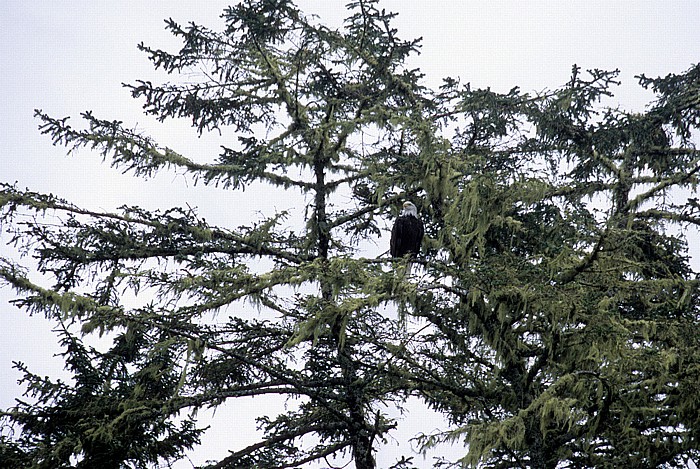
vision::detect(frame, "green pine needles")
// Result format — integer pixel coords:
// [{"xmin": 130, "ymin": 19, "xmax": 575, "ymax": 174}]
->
[{"xmin": 2, "ymin": 1, "xmax": 700, "ymax": 468}]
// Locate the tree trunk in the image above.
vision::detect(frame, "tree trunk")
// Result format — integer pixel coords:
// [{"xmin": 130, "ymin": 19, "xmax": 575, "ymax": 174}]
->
[{"xmin": 314, "ymin": 147, "xmax": 375, "ymax": 469}]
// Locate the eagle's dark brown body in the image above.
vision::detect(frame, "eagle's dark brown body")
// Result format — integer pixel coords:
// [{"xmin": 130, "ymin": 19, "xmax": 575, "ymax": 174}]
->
[{"xmin": 390, "ymin": 203, "xmax": 424, "ymax": 258}]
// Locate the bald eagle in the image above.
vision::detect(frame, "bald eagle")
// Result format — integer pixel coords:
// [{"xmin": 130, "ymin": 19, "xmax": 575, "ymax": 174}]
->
[{"xmin": 390, "ymin": 201, "xmax": 424, "ymax": 260}]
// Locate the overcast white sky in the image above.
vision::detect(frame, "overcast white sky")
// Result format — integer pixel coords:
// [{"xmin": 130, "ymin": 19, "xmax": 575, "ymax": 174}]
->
[{"xmin": 1, "ymin": 1, "xmax": 699, "ymax": 467}]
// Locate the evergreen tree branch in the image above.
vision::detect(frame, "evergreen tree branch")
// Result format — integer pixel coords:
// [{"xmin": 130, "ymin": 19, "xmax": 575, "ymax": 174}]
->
[
  {"xmin": 34, "ymin": 110, "xmax": 314, "ymax": 190},
  {"xmin": 206, "ymin": 423, "xmax": 349, "ymax": 469},
  {"xmin": 1, "ymin": 183, "xmax": 311, "ymax": 265}
]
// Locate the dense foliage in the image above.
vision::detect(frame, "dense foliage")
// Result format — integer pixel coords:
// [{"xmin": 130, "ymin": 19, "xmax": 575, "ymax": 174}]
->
[{"xmin": 2, "ymin": 1, "xmax": 700, "ymax": 468}]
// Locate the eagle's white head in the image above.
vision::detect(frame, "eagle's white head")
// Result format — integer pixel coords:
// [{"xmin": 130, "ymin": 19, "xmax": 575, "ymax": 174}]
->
[{"xmin": 401, "ymin": 201, "xmax": 418, "ymax": 218}]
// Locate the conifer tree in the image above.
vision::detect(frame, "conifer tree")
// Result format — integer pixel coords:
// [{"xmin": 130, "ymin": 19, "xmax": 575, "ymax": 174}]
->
[
  {"xmin": 405, "ymin": 66, "xmax": 700, "ymax": 468},
  {"xmin": 2, "ymin": 1, "xmax": 700, "ymax": 469},
  {"xmin": 1, "ymin": 1, "xmax": 429, "ymax": 468}
]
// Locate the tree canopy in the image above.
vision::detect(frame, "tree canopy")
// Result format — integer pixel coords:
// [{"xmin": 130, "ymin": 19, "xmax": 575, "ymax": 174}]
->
[{"xmin": 2, "ymin": 1, "xmax": 700, "ymax": 468}]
